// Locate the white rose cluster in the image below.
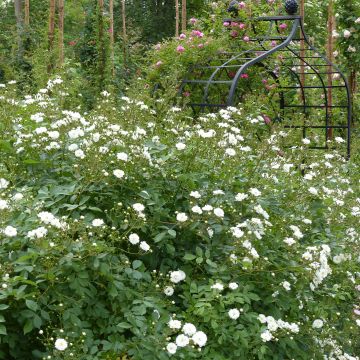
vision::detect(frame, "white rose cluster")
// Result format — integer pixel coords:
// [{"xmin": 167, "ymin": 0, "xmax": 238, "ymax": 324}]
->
[{"xmin": 166, "ymin": 319, "xmax": 207, "ymax": 355}]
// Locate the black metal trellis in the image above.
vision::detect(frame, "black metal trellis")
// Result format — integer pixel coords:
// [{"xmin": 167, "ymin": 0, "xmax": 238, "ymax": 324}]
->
[{"xmin": 179, "ymin": 15, "xmax": 352, "ymax": 157}]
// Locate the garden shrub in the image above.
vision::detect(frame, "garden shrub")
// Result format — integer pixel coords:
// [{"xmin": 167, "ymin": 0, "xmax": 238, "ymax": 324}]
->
[{"xmin": 0, "ymin": 79, "xmax": 359, "ymax": 359}]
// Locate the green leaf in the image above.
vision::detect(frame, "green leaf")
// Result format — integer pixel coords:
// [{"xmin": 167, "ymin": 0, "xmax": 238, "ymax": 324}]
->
[
  {"xmin": 0, "ymin": 304, "xmax": 9, "ymax": 310},
  {"xmin": 206, "ymin": 259, "xmax": 217, "ymax": 268},
  {"xmin": 132, "ymin": 260, "xmax": 143, "ymax": 269},
  {"xmin": 167, "ymin": 229, "xmax": 176, "ymax": 238},
  {"xmin": 117, "ymin": 322, "xmax": 132, "ymax": 329},
  {"xmin": 25, "ymin": 300, "xmax": 38, "ymax": 312},
  {"xmin": 0, "ymin": 324, "xmax": 7, "ymax": 335},
  {"xmin": 154, "ymin": 232, "xmax": 166, "ymax": 243},
  {"xmin": 23, "ymin": 320, "xmax": 33, "ymax": 335},
  {"xmin": 183, "ymin": 253, "xmax": 196, "ymax": 261}
]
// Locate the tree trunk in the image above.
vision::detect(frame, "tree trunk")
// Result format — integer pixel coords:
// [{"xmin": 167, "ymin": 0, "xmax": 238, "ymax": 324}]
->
[
  {"xmin": 24, "ymin": 0, "xmax": 30, "ymax": 27},
  {"xmin": 109, "ymin": 0, "xmax": 115, "ymax": 76},
  {"xmin": 58, "ymin": 0, "xmax": 64, "ymax": 66},
  {"xmin": 175, "ymin": 0, "xmax": 179, "ymax": 37},
  {"xmin": 14, "ymin": 0, "xmax": 24, "ymax": 59},
  {"xmin": 181, "ymin": 0, "xmax": 186, "ymax": 33},
  {"xmin": 98, "ymin": 0, "xmax": 106, "ymax": 89},
  {"xmin": 122, "ymin": 0, "xmax": 127, "ymax": 65},
  {"xmin": 326, "ymin": 0, "xmax": 335, "ymax": 139},
  {"xmin": 48, "ymin": 0, "xmax": 56, "ymax": 72}
]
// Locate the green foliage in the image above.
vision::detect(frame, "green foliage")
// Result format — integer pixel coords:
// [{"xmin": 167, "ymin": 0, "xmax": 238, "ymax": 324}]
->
[{"xmin": 0, "ymin": 79, "xmax": 359, "ymax": 359}]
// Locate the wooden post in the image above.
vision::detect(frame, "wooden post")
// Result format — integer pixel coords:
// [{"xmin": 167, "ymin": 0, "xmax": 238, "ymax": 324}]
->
[
  {"xmin": 109, "ymin": 0, "xmax": 115, "ymax": 76},
  {"xmin": 181, "ymin": 0, "xmax": 186, "ymax": 32},
  {"xmin": 58, "ymin": 0, "xmax": 64, "ymax": 66},
  {"xmin": 122, "ymin": 0, "xmax": 127, "ymax": 65},
  {"xmin": 24, "ymin": 0, "xmax": 30, "ymax": 26},
  {"xmin": 175, "ymin": 0, "xmax": 179, "ymax": 37},
  {"xmin": 326, "ymin": 0, "xmax": 335, "ymax": 139}
]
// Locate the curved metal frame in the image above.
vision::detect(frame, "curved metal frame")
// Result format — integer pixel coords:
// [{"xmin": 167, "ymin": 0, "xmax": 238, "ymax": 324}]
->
[{"xmin": 180, "ymin": 15, "xmax": 352, "ymax": 157}]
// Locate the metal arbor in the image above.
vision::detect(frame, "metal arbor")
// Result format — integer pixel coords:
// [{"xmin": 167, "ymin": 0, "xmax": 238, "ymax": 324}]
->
[{"xmin": 179, "ymin": 15, "xmax": 352, "ymax": 157}]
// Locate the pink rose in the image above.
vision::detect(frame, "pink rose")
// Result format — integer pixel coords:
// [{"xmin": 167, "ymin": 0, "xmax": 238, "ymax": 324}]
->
[
  {"xmin": 239, "ymin": 23, "xmax": 246, "ymax": 30},
  {"xmin": 179, "ymin": 33, "xmax": 186, "ymax": 39},
  {"xmin": 223, "ymin": 21, "xmax": 230, "ymax": 27},
  {"xmin": 176, "ymin": 45, "xmax": 185, "ymax": 53},
  {"xmin": 198, "ymin": 43, "xmax": 204, "ymax": 48},
  {"xmin": 243, "ymin": 36, "xmax": 250, "ymax": 42},
  {"xmin": 155, "ymin": 61, "xmax": 163, "ymax": 68},
  {"xmin": 240, "ymin": 73, "xmax": 249, "ymax": 79},
  {"xmin": 189, "ymin": 18, "xmax": 197, "ymax": 25},
  {"xmin": 239, "ymin": 1, "xmax": 246, "ymax": 8},
  {"xmin": 230, "ymin": 30, "xmax": 239, "ymax": 38},
  {"xmin": 279, "ymin": 23, "xmax": 288, "ymax": 30}
]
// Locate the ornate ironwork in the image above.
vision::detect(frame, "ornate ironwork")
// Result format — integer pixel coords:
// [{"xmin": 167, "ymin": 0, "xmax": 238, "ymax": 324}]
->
[{"xmin": 179, "ymin": 15, "xmax": 352, "ymax": 157}]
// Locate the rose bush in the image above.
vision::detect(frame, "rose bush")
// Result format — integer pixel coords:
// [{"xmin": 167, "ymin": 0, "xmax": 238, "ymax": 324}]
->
[{"xmin": 0, "ymin": 78, "xmax": 359, "ymax": 359}]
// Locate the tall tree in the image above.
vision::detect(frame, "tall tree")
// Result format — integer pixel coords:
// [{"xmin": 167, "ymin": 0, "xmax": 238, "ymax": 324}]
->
[
  {"xmin": 24, "ymin": 0, "xmax": 30, "ymax": 27},
  {"xmin": 58, "ymin": 0, "xmax": 64, "ymax": 66},
  {"xmin": 122, "ymin": 0, "xmax": 127, "ymax": 65},
  {"xmin": 109, "ymin": 0, "xmax": 115, "ymax": 76},
  {"xmin": 97, "ymin": 0, "xmax": 106, "ymax": 89},
  {"xmin": 181, "ymin": 0, "xmax": 186, "ymax": 32},
  {"xmin": 175, "ymin": 0, "xmax": 179, "ymax": 37},
  {"xmin": 14, "ymin": 0, "xmax": 24, "ymax": 60},
  {"xmin": 48, "ymin": 0, "xmax": 56, "ymax": 72}
]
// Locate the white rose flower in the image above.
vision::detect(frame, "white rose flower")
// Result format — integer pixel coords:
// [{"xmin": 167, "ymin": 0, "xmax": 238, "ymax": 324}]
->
[
  {"xmin": 140, "ymin": 241, "xmax": 150, "ymax": 252},
  {"xmin": 190, "ymin": 191, "xmax": 201, "ymax": 199},
  {"xmin": 92, "ymin": 218, "xmax": 104, "ymax": 227},
  {"xmin": 213, "ymin": 208, "xmax": 224, "ymax": 218},
  {"xmin": 168, "ymin": 319, "xmax": 182, "ymax": 329},
  {"xmin": 170, "ymin": 270, "xmax": 186, "ymax": 283},
  {"xmin": 343, "ymin": 29, "xmax": 351, "ymax": 38},
  {"xmin": 308, "ymin": 187, "xmax": 318, "ymax": 196},
  {"xmin": 260, "ymin": 330, "xmax": 273, "ymax": 342},
  {"xmin": 0, "ymin": 178, "xmax": 9, "ymax": 189},
  {"xmin": 282, "ymin": 281, "xmax": 291, "ymax": 291},
  {"xmin": 225, "ymin": 148, "xmax": 236, "ymax": 156},
  {"xmin": 12, "ymin": 193, "xmax": 24, "ymax": 201},
  {"xmin": 132, "ymin": 203, "xmax": 145, "ymax": 212},
  {"xmin": 191, "ymin": 206, "xmax": 203, "ymax": 214},
  {"xmin": 182, "ymin": 323, "xmax": 197, "ymax": 336},
  {"xmin": 211, "ymin": 283, "xmax": 224, "ymax": 291},
  {"xmin": 228, "ymin": 308, "xmax": 240, "ymax": 320},
  {"xmin": 74, "ymin": 149, "xmax": 85, "ymax": 159},
  {"xmin": 175, "ymin": 334, "xmax": 189, "ymax": 347},
  {"xmin": 176, "ymin": 213, "xmax": 188, "ymax": 222},
  {"xmin": 54, "ymin": 338, "xmax": 68, "ymax": 351},
  {"xmin": 113, "ymin": 169, "xmax": 125, "ymax": 179},
  {"xmin": 312, "ymin": 319, "xmax": 324, "ymax": 329},
  {"xmin": 164, "ymin": 286, "xmax": 174, "ymax": 296},
  {"xmin": 192, "ymin": 331, "xmax": 207, "ymax": 347},
  {"xmin": 235, "ymin": 193, "xmax": 248, "ymax": 201},
  {"xmin": 129, "ymin": 233, "xmax": 140, "ymax": 245},
  {"xmin": 166, "ymin": 342, "xmax": 177, "ymax": 354},
  {"xmin": 175, "ymin": 143, "xmax": 186, "ymax": 150},
  {"xmin": 116, "ymin": 152, "xmax": 128, "ymax": 161},
  {"xmin": 3, "ymin": 226, "xmax": 17, "ymax": 237},
  {"xmin": 249, "ymin": 188, "xmax": 261, "ymax": 197},
  {"xmin": 229, "ymin": 282, "xmax": 238, "ymax": 290},
  {"xmin": 0, "ymin": 200, "xmax": 9, "ymax": 210}
]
